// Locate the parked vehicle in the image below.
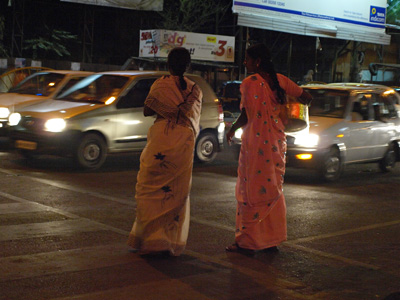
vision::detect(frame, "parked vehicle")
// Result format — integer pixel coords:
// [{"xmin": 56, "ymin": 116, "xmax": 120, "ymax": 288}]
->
[
  {"xmin": 286, "ymin": 83, "xmax": 400, "ymax": 181},
  {"xmin": 8, "ymin": 71, "xmax": 225, "ymax": 169},
  {"xmin": 0, "ymin": 70, "xmax": 93, "ymax": 135}
]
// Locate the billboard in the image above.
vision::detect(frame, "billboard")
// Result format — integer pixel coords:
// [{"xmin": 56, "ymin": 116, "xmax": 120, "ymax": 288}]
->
[
  {"xmin": 61, "ymin": 0, "xmax": 163, "ymax": 11},
  {"xmin": 139, "ymin": 30, "xmax": 235, "ymax": 63},
  {"xmin": 233, "ymin": 0, "xmax": 386, "ymax": 30},
  {"xmin": 233, "ymin": 0, "xmax": 390, "ymax": 44}
]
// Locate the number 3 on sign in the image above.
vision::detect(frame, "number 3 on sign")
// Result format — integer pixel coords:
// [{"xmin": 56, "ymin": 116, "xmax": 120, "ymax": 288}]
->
[{"xmin": 215, "ymin": 40, "xmax": 227, "ymax": 56}]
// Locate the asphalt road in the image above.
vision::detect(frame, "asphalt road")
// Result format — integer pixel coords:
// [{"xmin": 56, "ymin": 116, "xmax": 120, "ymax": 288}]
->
[{"xmin": 0, "ymin": 140, "xmax": 400, "ymax": 300}]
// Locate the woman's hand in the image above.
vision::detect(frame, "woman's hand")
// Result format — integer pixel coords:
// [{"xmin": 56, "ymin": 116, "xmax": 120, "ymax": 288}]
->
[
  {"xmin": 226, "ymin": 128, "xmax": 235, "ymax": 146},
  {"xmin": 298, "ymin": 90, "xmax": 313, "ymax": 105}
]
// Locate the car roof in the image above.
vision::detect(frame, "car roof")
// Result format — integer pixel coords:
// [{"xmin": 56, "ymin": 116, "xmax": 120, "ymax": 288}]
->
[
  {"xmin": 34, "ymin": 70, "xmax": 94, "ymax": 75},
  {"xmin": 97, "ymin": 70, "xmax": 174, "ymax": 76},
  {"xmin": 302, "ymin": 82, "xmax": 396, "ymax": 93}
]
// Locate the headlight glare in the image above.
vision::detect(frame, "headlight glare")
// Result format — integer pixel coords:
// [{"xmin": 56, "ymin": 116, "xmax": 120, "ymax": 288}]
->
[
  {"xmin": 44, "ymin": 118, "xmax": 66, "ymax": 132},
  {"xmin": 294, "ymin": 134, "xmax": 319, "ymax": 147},
  {"xmin": 0, "ymin": 107, "xmax": 10, "ymax": 119},
  {"xmin": 8, "ymin": 113, "xmax": 21, "ymax": 126},
  {"xmin": 234, "ymin": 128, "xmax": 243, "ymax": 139}
]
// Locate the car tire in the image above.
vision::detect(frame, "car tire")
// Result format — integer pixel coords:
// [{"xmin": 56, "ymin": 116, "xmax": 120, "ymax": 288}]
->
[
  {"xmin": 74, "ymin": 133, "xmax": 107, "ymax": 170},
  {"xmin": 195, "ymin": 132, "xmax": 218, "ymax": 163},
  {"xmin": 319, "ymin": 146, "xmax": 343, "ymax": 182},
  {"xmin": 19, "ymin": 150, "xmax": 36, "ymax": 160},
  {"xmin": 379, "ymin": 143, "xmax": 397, "ymax": 172}
]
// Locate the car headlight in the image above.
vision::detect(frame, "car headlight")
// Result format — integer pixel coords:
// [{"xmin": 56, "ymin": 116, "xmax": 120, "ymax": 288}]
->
[
  {"xmin": 44, "ymin": 118, "xmax": 66, "ymax": 132},
  {"xmin": 8, "ymin": 113, "xmax": 21, "ymax": 126},
  {"xmin": 0, "ymin": 107, "xmax": 10, "ymax": 119},
  {"xmin": 234, "ymin": 127, "xmax": 243, "ymax": 139},
  {"xmin": 294, "ymin": 133, "xmax": 319, "ymax": 147}
]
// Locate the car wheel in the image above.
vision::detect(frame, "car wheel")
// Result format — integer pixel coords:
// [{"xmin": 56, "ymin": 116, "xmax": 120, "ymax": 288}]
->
[
  {"xmin": 379, "ymin": 143, "xmax": 397, "ymax": 172},
  {"xmin": 195, "ymin": 133, "xmax": 218, "ymax": 163},
  {"xmin": 319, "ymin": 146, "xmax": 343, "ymax": 182},
  {"xmin": 74, "ymin": 133, "xmax": 107, "ymax": 170},
  {"xmin": 19, "ymin": 150, "xmax": 36, "ymax": 160}
]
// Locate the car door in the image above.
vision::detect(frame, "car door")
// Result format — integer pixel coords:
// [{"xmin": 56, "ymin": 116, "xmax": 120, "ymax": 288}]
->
[
  {"xmin": 113, "ymin": 77, "xmax": 158, "ymax": 151},
  {"xmin": 369, "ymin": 93, "xmax": 399, "ymax": 159},
  {"xmin": 345, "ymin": 93, "xmax": 376, "ymax": 162}
]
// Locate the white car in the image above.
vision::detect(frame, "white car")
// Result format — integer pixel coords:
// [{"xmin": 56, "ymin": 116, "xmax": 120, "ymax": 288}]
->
[
  {"xmin": 286, "ymin": 83, "xmax": 400, "ymax": 181},
  {"xmin": 8, "ymin": 71, "xmax": 225, "ymax": 169},
  {"xmin": 0, "ymin": 70, "xmax": 93, "ymax": 134}
]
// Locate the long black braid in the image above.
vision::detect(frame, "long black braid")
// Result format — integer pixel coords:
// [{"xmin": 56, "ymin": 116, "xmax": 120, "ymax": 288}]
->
[
  {"xmin": 167, "ymin": 47, "xmax": 191, "ymax": 90},
  {"xmin": 246, "ymin": 43, "xmax": 286, "ymax": 104}
]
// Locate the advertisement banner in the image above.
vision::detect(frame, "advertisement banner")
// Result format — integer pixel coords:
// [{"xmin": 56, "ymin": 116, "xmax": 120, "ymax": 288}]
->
[
  {"xmin": 233, "ymin": 0, "xmax": 387, "ymax": 31},
  {"xmin": 139, "ymin": 30, "xmax": 235, "ymax": 63},
  {"xmin": 61, "ymin": 0, "xmax": 163, "ymax": 11}
]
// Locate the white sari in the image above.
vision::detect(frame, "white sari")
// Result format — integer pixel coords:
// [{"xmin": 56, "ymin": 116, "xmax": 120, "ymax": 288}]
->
[{"xmin": 127, "ymin": 75, "xmax": 202, "ymax": 256}]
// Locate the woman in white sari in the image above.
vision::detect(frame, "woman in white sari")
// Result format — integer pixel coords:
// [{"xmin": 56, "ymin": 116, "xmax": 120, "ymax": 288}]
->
[{"xmin": 127, "ymin": 47, "xmax": 202, "ymax": 256}]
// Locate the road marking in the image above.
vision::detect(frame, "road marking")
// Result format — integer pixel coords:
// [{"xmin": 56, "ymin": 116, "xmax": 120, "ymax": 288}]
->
[
  {"xmin": 288, "ymin": 220, "xmax": 400, "ymax": 244},
  {"xmin": 0, "ymin": 244, "xmax": 137, "ymax": 282},
  {"xmin": 0, "ymin": 168, "xmax": 397, "ymax": 274},
  {"xmin": 0, "ymin": 190, "xmax": 128, "ymax": 236}
]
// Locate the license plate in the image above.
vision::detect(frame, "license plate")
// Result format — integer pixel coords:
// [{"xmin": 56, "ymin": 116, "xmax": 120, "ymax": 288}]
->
[{"xmin": 15, "ymin": 140, "xmax": 37, "ymax": 150}]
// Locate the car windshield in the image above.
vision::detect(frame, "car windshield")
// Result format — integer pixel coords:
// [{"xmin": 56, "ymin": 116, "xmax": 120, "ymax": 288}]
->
[
  {"xmin": 57, "ymin": 74, "xmax": 130, "ymax": 103},
  {"xmin": 8, "ymin": 72, "xmax": 65, "ymax": 96},
  {"xmin": 306, "ymin": 88, "xmax": 350, "ymax": 118}
]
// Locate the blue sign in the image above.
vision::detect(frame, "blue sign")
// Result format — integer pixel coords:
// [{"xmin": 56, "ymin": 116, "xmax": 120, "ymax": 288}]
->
[{"xmin": 370, "ymin": 6, "xmax": 386, "ymax": 24}]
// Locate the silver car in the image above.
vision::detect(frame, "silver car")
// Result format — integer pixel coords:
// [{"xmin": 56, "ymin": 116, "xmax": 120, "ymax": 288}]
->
[
  {"xmin": 286, "ymin": 83, "xmax": 400, "ymax": 181},
  {"xmin": 8, "ymin": 71, "xmax": 225, "ymax": 169},
  {"xmin": 0, "ymin": 70, "xmax": 93, "ymax": 134}
]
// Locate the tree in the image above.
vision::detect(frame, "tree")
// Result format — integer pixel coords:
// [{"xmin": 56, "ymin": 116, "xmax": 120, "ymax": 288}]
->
[
  {"xmin": 23, "ymin": 26, "xmax": 78, "ymax": 60},
  {"xmin": 0, "ymin": 15, "xmax": 7, "ymax": 57},
  {"xmin": 157, "ymin": 0, "xmax": 231, "ymax": 33}
]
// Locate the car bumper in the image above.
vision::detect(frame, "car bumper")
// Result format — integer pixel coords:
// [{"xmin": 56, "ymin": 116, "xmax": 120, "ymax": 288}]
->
[
  {"xmin": 9, "ymin": 129, "xmax": 81, "ymax": 156},
  {"xmin": 286, "ymin": 146, "xmax": 330, "ymax": 169},
  {"xmin": 0, "ymin": 121, "xmax": 9, "ymax": 137}
]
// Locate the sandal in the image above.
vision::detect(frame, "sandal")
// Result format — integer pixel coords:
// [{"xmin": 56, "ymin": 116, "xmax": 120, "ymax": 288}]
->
[
  {"xmin": 225, "ymin": 243, "xmax": 241, "ymax": 252},
  {"xmin": 225, "ymin": 243, "xmax": 256, "ymax": 256}
]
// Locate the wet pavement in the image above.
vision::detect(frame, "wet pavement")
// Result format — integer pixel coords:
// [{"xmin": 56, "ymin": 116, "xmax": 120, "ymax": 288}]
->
[{"xmin": 0, "ymin": 145, "xmax": 400, "ymax": 299}]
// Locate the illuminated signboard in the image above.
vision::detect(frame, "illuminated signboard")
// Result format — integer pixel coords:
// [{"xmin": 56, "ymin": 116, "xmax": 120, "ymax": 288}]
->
[
  {"xmin": 61, "ymin": 0, "xmax": 163, "ymax": 11},
  {"xmin": 139, "ymin": 30, "xmax": 235, "ymax": 63},
  {"xmin": 233, "ymin": 0, "xmax": 390, "ymax": 44}
]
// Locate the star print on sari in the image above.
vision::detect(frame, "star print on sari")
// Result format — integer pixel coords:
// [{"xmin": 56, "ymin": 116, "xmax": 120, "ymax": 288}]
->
[
  {"xmin": 154, "ymin": 152, "xmax": 166, "ymax": 160},
  {"xmin": 161, "ymin": 185, "xmax": 173, "ymax": 206},
  {"xmin": 259, "ymin": 186, "xmax": 267, "ymax": 195},
  {"xmin": 154, "ymin": 152, "xmax": 176, "ymax": 169}
]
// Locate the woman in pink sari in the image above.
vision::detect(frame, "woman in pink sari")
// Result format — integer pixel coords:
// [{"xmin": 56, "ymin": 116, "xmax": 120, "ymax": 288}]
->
[
  {"xmin": 226, "ymin": 43, "xmax": 312, "ymax": 254},
  {"xmin": 127, "ymin": 47, "xmax": 202, "ymax": 256}
]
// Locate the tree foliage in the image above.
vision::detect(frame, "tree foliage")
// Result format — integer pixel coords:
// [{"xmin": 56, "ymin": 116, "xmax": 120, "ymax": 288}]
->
[
  {"xmin": 0, "ymin": 15, "xmax": 7, "ymax": 57},
  {"xmin": 157, "ymin": 0, "xmax": 231, "ymax": 33},
  {"xmin": 387, "ymin": 0, "xmax": 400, "ymax": 25},
  {"xmin": 23, "ymin": 26, "xmax": 78, "ymax": 59}
]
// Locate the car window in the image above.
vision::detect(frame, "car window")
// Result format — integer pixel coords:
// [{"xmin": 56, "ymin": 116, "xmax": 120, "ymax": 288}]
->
[
  {"xmin": 55, "ymin": 76, "xmax": 89, "ymax": 97},
  {"xmin": 352, "ymin": 94, "xmax": 372, "ymax": 120},
  {"xmin": 306, "ymin": 89, "xmax": 349, "ymax": 118},
  {"xmin": 58, "ymin": 74, "xmax": 129, "ymax": 103},
  {"xmin": 117, "ymin": 78, "xmax": 157, "ymax": 109},
  {"xmin": 9, "ymin": 72, "xmax": 65, "ymax": 96},
  {"xmin": 374, "ymin": 94, "xmax": 398, "ymax": 120}
]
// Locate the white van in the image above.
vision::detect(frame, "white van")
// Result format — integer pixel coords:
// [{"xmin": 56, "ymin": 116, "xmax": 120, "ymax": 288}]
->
[{"xmin": 286, "ymin": 83, "xmax": 400, "ymax": 181}]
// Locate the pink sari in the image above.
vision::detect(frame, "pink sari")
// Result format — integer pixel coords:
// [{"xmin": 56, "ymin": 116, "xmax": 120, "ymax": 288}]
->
[{"xmin": 235, "ymin": 73, "xmax": 303, "ymax": 250}]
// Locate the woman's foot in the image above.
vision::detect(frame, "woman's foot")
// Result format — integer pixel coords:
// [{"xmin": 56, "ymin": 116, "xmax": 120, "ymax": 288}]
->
[
  {"xmin": 263, "ymin": 246, "xmax": 279, "ymax": 253},
  {"xmin": 225, "ymin": 243, "xmax": 256, "ymax": 256}
]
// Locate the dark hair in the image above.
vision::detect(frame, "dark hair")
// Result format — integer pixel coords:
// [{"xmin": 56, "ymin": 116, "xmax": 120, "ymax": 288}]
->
[
  {"xmin": 168, "ymin": 47, "xmax": 191, "ymax": 90},
  {"xmin": 246, "ymin": 43, "xmax": 286, "ymax": 104}
]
